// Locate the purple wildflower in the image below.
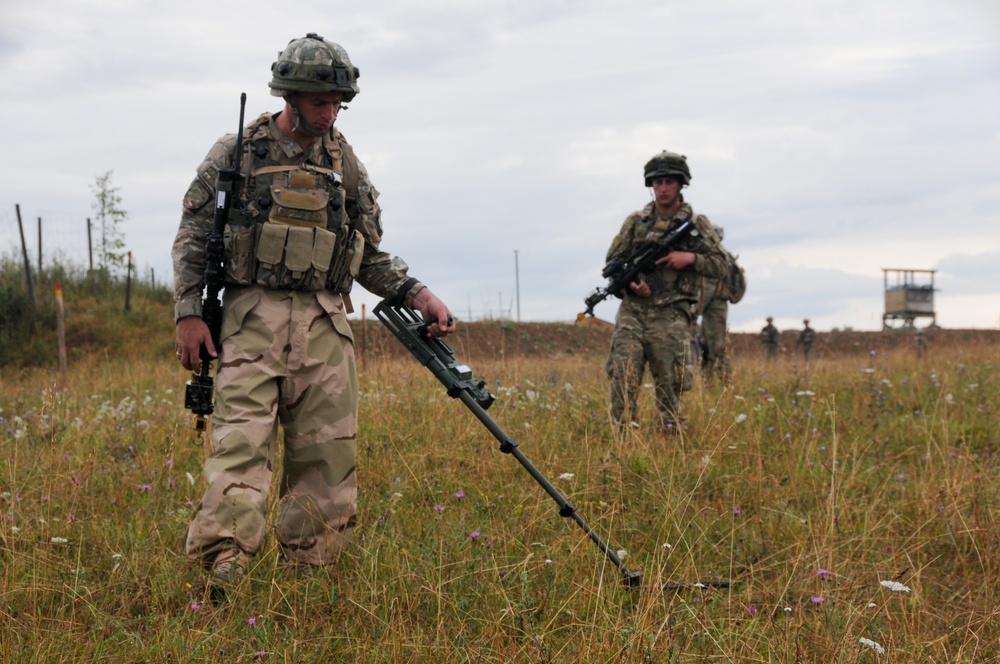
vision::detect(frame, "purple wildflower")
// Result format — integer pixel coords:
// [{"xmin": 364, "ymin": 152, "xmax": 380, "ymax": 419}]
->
[
  {"xmin": 470, "ymin": 531, "xmax": 480, "ymax": 539},
  {"xmin": 454, "ymin": 490, "xmax": 465, "ymax": 499},
  {"xmin": 810, "ymin": 596, "xmax": 825, "ymax": 604},
  {"xmin": 433, "ymin": 505, "xmax": 445, "ymax": 512}
]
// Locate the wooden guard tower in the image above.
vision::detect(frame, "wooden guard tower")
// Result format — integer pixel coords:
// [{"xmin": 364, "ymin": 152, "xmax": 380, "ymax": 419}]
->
[{"xmin": 882, "ymin": 268, "xmax": 936, "ymax": 329}]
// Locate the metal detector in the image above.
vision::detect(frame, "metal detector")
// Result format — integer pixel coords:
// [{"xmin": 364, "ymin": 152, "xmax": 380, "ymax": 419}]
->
[{"xmin": 374, "ymin": 301, "xmax": 644, "ymax": 589}]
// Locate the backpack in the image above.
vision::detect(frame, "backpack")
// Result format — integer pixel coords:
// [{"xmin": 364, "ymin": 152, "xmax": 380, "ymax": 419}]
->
[{"xmin": 721, "ymin": 250, "xmax": 746, "ymax": 304}]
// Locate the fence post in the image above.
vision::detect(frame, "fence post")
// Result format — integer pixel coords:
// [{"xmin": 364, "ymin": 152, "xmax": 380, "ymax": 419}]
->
[
  {"xmin": 87, "ymin": 218, "xmax": 93, "ymax": 271},
  {"xmin": 37, "ymin": 216, "xmax": 43, "ymax": 274},
  {"xmin": 15, "ymin": 204, "xmax": 36, "ymax": 310},
  {"xmin": 56, "ymin": 282, "xmax": 68, "ymax": 386}
]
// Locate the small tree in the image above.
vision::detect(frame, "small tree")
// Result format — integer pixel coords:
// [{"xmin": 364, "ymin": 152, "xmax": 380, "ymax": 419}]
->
[{"xmin": 90, "ymin": 171, "xmax": 128, "ymax": 277}]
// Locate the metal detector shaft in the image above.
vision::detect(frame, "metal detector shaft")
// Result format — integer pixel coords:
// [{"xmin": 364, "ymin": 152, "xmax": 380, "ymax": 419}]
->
[
  {"xmin": 454, "ymin": 387, "xmax": 642, "ymax": 588},
  {"xmin": 373, "ymin": 301, "xmax": 642, "ymax": 589}
]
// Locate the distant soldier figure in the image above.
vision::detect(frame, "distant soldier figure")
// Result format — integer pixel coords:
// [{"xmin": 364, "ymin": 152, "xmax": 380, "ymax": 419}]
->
[
  {"xmin": 796, "ymin": 318, "xmax": 816, "ymax": 361},
  {"xmin": 759, "ymin": 316, "xmax": 780, "ymax": 359},
  {"xmin": 913, "ymin": 328, "xmax": 928, "ymax": 357}
]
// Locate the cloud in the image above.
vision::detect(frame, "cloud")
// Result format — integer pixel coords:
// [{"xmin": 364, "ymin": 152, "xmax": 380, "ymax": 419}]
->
[{"xmin": 1, "ymin": 0, "xmax": 998, "ymax": 331}]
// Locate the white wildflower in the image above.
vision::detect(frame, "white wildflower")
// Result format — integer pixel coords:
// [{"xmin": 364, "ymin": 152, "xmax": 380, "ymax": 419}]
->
[
  {"xmin": 616, "ymin": 549, "xmax": 627, "ymax": 559},
  {"xmin": 51, "ymin": 537, "xmax": 68, "ymax": 544},
  {"xmin": 112, "ymin": 553, "xmax": 123, "ymax": 560},
  {"xmin": 796, "ymin": 390, "xmax": 816, "ymax": 396},
  {"xmin": 557, "ymin": 473, "xmax": 575, "ymax": 480},
  {"xmin": 693, "ymin": 582, "xmax": 705, "ymax": 588},
  {"xmin": 661, "ymin": 542, "xmax": 672, "ymax": 549},
  {"xmin": 862, "ymin": 367, "xmax": 875, "ymax": 374},
  {"xmin": 544, "ymin": 559, "xmax": 553, "ymax": 564},
  {"xmin": 11, "ymin": 526, "xmax": 19, "ymax": 533},
  {"xmin": 701, "ymin": 455, "xmax": 712, "ymax": 466},
  {"xmin": 859, "ymin": 638, "xmax": 885, "ymax": 654},
  {"xmin": 880, "ymin": 580, "xmax": 910, "ymax": 592},
  {"xmin": 391, "ymin": 492, "xmax": 403, "ymax": 502},
  {"xmin": 186, "ymin": 472, "xmax": 196, "ymax": 486},
  {"xmin": 734, "ymin": 395, "xmax": 745, "ymax": 400},
  {"xmin": 944, "ymin": 393, "xmax": 954, "ymax": 404},
  {"xmin": 868, "ymin": 603, "xmax": 877, "ymax": 608},
  {"xmin": 783, "ymin": 607, "xmax": 792, "ymax": 612},
  {"xmin": 735, "ymin": 413, "xmax": 748, "ymax": 424}
]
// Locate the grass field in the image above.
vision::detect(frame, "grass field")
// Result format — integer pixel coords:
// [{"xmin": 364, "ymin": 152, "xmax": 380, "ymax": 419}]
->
[{"xmin": 0, "ymin": 284, "xmax": 997, "ymax": 661}]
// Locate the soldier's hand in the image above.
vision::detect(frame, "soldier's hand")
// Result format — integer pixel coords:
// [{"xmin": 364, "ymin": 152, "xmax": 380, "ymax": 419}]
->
[
  {"xmin": 412, "ymin": 288, "xmax": 456, "ymax": 337},
  {"xmin": 175, "ymin": 317, "xmax": 215, "ymax": 372},
  {"xmin": 628, "ymin": 279, "xmax": 651, "ymax": 298},
  {"xmin": 655, "ymin": 251, "xmax": 696, "ymax": 270}
]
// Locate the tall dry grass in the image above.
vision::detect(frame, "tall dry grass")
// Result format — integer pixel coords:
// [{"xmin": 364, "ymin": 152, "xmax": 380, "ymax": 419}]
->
[{"xmin": 0, "ymin": 331, "xmax": 997, "ymax": 662}]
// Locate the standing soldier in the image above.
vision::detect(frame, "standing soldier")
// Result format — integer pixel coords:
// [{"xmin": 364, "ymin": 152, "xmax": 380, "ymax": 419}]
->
[
  {"xmin": 759, "ymin": 316, "xmax": 780, "ymax": 359},
  {"xmin": 913, "ymin": 328, "xmax": 929, "ymax": 357},
  {"xmin": 796, "ymin": 318, "xmax": 816, "ymax": 361},
  {"xmin": 695, "ymin": 225, "xmax": 735, "ymax": 384},
  {"xmin": 172, "ymin": 34, "xmax": 455, "ymax": 585},
  {"xmin": 605, "ymin": 150, "xmax": 728, "ymax": 434}
]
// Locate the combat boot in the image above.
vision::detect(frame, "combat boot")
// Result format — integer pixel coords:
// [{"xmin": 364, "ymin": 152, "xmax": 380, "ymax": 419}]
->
[{"xmin": 211, "ymin": 547, "xmax": 249, "ymax": 585}]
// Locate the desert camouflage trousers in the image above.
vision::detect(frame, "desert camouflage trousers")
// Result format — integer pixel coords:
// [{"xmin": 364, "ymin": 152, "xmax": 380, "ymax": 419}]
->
[
  {"xmin": 185, "ymin": 286, "xmax": 359, "ymax": 567},
  {"xmin": 701, "ymin": 296, "xmax": 732, "ymax": 384},
  {"xmin": 606, "ymin": 301, "xmax": 692, "ymax": 429}
]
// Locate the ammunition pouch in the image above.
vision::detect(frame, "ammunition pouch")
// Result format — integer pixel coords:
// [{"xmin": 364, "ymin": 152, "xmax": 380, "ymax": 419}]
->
[{"xmin": 221, "ymin": 158, "xmax": 363, "ymax": 292}]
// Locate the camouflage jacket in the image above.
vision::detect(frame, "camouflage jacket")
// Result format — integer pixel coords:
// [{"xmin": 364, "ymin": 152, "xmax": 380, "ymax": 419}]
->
[
  {"xmin": 171, "ymin": 112, "xmax": 420, "ymax": 322},
  {"xmin": 605, "ymin": 201, "xmax": 728, "ymax": 310}
]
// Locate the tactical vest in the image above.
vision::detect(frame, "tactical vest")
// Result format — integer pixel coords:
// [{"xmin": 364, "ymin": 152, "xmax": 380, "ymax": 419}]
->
[
  {"xmin": 631, "ymin": 204, "xmax": 699, "ymax": 298},
  {"xmin": 222, "ymin": 113, "xmax": 365, "ymax": 294}
]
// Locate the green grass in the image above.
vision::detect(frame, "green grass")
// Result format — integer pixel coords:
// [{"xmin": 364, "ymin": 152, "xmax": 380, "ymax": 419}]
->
[{"xmin": 0, "ymin": 279, "xmax": 997, "ymax": 661}]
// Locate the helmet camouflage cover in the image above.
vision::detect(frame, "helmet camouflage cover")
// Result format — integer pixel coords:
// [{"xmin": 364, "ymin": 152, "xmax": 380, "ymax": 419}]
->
[
  {"xmin": 643, "ymin": 150, "xmax": 691, "ymax": 187},
  {"xmin": 269, "ymin": 33, "xmax": 360, "ymax": 101}
]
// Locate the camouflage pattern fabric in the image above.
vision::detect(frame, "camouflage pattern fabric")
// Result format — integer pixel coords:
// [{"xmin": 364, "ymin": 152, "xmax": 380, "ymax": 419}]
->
[
  {"xmin": 797, "ymin": 326, "xmax": 816, "ymax": 361},
  {"xmin": 760, "ymin": 323, "xmax": 780, "ymax": 359},
  {"xmin": 607, "ymin": 302, "xmax": 692, "ymax": 429},
  {"xmin": 175, "ymin": 114, "xmax": 420, "ymax": 568},
  {"xmin": 699, "ymin": 284, "xmax": 732, "ymax": 383},
  {"xmin": 171, "ymin": 113, "xmax": 419, "ymax": 322},
  {"xmin": 185, "ymin": 287, "xmax": 358, "ymax": 566},
  {"xmin": 604, "ymin": 201, "xmax": 728, "ymax": 430}
]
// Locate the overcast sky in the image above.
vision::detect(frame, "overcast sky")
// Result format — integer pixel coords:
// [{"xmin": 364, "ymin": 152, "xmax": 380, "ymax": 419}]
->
[{"xmin": 2, "ymin": 0, "xmax": 998, "ymax": 332}]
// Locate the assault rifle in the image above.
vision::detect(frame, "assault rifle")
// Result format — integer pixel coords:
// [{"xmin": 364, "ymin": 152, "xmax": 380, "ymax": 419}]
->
[
  {"xmin": 578, "ymin": 214, "xmax": 695, "ymax": 320},
  {"xmin": 373, "ymin": 300, "xmax": 644, "ymax": 589},
  {"xmin": 184, "ymin": 93, "xmax": 247, "ymax": 437}
]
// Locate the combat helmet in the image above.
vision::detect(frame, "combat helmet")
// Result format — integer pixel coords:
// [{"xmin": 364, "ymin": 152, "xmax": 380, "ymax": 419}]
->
[
  {"xmin": 269, "ymin": 33, "xmax": 360, "ymax": 101},
  {"xmin": 643, "ymin": 150, "xmax": 691, "ymax": 187}
]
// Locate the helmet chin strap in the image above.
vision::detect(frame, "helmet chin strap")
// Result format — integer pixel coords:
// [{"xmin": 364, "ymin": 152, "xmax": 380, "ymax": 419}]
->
[{"xmin": 288, "ymin": 98, "xmax": 327, "ymax": 137}]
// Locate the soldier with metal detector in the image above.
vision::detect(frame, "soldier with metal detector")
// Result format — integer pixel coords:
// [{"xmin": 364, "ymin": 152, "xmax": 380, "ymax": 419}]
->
[
  {"xmin": 172, "ymin": 33, "xmax": 454, "ymax": 585},
  {"xmin": 601, "ymin": 150, "xmax": 729, "ymax": 434}
]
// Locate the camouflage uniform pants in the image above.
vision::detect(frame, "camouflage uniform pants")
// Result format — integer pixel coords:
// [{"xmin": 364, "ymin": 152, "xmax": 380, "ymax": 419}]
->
[
  {"xmin": 606, "ymin": 301, "xmax": 692, "ymax": 429},
  {"xmin": 185, "ymin": 286, "xmax": 359, "ymax": 567},
  {"xmin": 700, "ymin": 296, "xmax": 731, "ymax": 383}
]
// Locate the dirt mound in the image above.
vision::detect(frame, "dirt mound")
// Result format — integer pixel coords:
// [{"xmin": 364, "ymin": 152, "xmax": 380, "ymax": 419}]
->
[{"xmin": 353, "ymin": 318, "xmax": 999, "ymax": 363}]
